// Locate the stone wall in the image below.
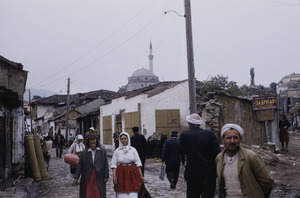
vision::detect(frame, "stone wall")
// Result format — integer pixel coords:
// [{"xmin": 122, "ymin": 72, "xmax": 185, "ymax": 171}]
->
[{"xmin": 0, "ymin": 57, "xmax": 28, "ymax": 102}]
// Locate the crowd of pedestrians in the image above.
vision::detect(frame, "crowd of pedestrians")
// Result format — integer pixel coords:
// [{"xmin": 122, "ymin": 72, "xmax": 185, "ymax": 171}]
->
[{"xmin": 42, "ymin": 112, "xmax": 275, "ymax": 198}]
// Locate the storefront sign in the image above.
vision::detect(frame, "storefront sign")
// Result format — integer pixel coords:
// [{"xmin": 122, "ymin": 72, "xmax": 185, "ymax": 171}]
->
[{"xmin": 252, "ymin": 95, "xmax": 279, "ymax": 111}]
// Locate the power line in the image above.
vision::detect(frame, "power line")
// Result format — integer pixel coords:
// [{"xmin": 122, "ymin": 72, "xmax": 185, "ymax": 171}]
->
[
  {"xmin": 31, "ymin": 14, "xmax": 164, "ymax": 90},
  {"xmin": 30, "ymin": 0, "xmax": 154, "ymax": 89}
]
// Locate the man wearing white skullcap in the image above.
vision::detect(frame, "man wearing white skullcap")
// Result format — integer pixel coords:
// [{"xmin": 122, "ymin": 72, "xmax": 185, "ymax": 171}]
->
[
  {"xmin": 216, "ymin": 123, "xmax": 273, "ymax": 198},
  {"xmin": 180, "ymin": 113, "xmax": 221, "ymax": 198}
]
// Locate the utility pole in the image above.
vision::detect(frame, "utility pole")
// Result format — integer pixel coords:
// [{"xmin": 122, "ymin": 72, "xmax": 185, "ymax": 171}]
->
[
  {"xmin": 29, "ymin": 89, "xmax": 33, "ymax": 133},
  {"xmin": 65, "ymin": 78, "xmax": 70, "ymax": 141},
  {"xmin": 184, "ymin": 0, "xmax": 197, "ymax": 114}
]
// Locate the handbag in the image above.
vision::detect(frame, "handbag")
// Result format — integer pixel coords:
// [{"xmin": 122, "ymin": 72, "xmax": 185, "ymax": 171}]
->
[
  {"xmin": 159, "ymin": 164, "xmax": 165, "ymax": 181},
  {"xmin": 64, "ymin": 153, "xmax": 79, "ymax": 165},
  {"xmin": 138, "ymin": 183, "xmax": 151, "ymax": 198}
]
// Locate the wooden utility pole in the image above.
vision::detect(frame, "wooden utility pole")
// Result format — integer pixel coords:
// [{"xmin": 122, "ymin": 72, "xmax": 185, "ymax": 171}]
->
[
  {"xmin": 184, "ymin": 0, "xmax": 197, "ymax": 114},
  {"xmin": 65, "ymin": 78, "xmax": 70, "ymax": 141},
  {"xmin": 29, "ymin": 89, "xmax": 33, "ymax": 133}
]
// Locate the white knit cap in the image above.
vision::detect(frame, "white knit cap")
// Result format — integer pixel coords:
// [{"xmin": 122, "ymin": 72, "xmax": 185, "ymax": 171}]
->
[
  {"xmin": 221, "ymin": 124, "xmax": 244, "ymax": 137},
  {"xmin": 89, "ymin": 127, "xmax": 95, "ymax": 131},
  {"xmin": 186, "ymin": 113, "xmax": 203, "ymax": 125}
]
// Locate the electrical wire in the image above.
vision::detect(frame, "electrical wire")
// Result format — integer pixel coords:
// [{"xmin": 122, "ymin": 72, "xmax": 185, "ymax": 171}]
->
[
  {"xmin": 33, "ymin": 13, "xmax": 164, "ymax": 90},
  {"xmin": 30, "ymin": 0, "xmax": 154, "ymax": 89}
]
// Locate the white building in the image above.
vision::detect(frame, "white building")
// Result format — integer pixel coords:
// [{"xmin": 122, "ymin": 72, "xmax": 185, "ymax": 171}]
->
[
  {"xmin": 277, "ymin": 72, "xmax": 300, "ymax": 94},
  {"xmin": 100, "ymin": 80, "xmax": 191, "ymax": 150}
]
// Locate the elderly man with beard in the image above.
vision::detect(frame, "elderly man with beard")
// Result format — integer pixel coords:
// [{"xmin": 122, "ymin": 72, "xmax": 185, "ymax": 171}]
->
[{"xmin": 216, "ymin": 124, "xmax": 274, "ymax": 198}]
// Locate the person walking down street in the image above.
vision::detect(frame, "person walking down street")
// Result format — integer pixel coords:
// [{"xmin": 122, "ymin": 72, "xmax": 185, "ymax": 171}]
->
[
  {"xmin": 54, "ymin": 129, "xmax": 66, "ymax": 158},
  {"xmin": 180, "ymin": 113, "xmax": 221, "ymax": 198},
  {"xmin": 68, "ymin": 133, "xmax": 75, "ymax": 147},
  {"xmin": 111, "ymin": 132, "xmax": 144, "ymax": 198},
  {"xmin": 216, "ymin": 124, "xmax": 274, "ymax": 198},
  {"xmin": 113, "ymin": 128, "xmax": 121, "ymax": 150},
  {"xmin": 73, "ymin": 134, "xmax": 109, "ymax": 198},
  {"xmin": 42, "ymin": 135, "xmax": 53, "ymax": 171},
  {"xmin": 84, "ymin": 127, "xmax": 100, "ymax": 146},
  {"xmin": 162, "ymin": 130, "xmax": 185, "ymax": 189},
  {"xmin": 68, "ymin": 134, "xmax": 85, "ymax": 174},
  {"xmin": 279, "ymin": 114, "xmax": 291, "ymax": 152},
  {"xmin": 130, "ymin": 126, "xmax": 147, "ymax": 176}
]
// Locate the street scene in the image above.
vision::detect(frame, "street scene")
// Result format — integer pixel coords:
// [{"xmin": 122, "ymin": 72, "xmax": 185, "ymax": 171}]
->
[
  {"xmin": 25, "ymin": 148, "xmax": 187, "ymax": 198},
  {"xmin": 1, "ymin": 1, "xmax": 300, "ymax": 198},
  {"xmin": 0, "ymin": 132, "xmax": 297, "ymax": 198}
]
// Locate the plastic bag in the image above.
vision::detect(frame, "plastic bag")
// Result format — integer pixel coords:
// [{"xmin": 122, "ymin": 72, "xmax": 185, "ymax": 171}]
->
[{"xmin": 159, "ymin": 164, "xmax": 165, "ymax": 181}]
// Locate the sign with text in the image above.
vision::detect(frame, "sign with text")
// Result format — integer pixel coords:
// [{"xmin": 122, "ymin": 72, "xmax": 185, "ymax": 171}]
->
[{"xmin": 252, "ymin": 95, "xmax": 279, "ymax": 111}]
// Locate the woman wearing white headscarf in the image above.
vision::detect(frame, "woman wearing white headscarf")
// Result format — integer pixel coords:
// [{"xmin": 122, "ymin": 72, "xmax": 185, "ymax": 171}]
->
[
  {"xmin": 68, "ymin": 134, "xmax": 85, "ymax": 173},
  {"xmin": 111, "ymin": 132, "xmax": 144, "ymax": 198}
]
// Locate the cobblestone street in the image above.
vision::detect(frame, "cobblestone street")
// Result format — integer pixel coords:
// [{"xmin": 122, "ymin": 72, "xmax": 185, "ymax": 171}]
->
[
  {"xmin": 26, "ymin": 149, "xmax": 187, "ymax": 198},
  {"xmin": 2, "ymin": 134, "xmax": 299, "ymax": 197}
]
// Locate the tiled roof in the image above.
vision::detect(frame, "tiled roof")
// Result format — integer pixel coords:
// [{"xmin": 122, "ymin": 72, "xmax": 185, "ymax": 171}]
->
[
  {"xmin": 77, "ymin": 90, "xmax": 121, "ymax": 102},
  {"xmin": 0, "ymin": 55, "xmax": 24, "ymax": 70},
  {"xmin": 31, "ymin": 94, "xmax": 68, "ymax": 105},
  {"xmin": 121, "ymin": 80, "xmax": 187, "ymax": 99},
  {"xmin": 31, "ymin": 89, "xmax": 121, "ymax": 106}
]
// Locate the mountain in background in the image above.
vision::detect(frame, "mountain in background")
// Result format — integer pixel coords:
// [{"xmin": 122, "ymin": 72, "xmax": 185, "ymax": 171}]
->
[{"xmin": 24, "ymin": 88, "xmax": 59, "ymax": 101}]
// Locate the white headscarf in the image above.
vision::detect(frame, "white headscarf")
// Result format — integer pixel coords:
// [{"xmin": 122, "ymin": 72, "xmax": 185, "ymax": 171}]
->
[
  {"xmin": 118, "ymin": 132, "xmax": 131, "ymax": 154},
  {"xmin": 75, "ymin": 135, "xmax": 83, "ymax": 143},
  {"xmin": 221, "ymin": 124, "xmax": 244, "ymax": 138},
  {"xmin": 69, "ymin": 134, "xmax": 85, "ymax": 153}
]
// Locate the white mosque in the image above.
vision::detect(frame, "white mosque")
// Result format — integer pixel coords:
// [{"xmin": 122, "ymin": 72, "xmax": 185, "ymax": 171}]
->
[{"xmin": 125, "ymin": 42, "xmax": 159, "ymax": 91}]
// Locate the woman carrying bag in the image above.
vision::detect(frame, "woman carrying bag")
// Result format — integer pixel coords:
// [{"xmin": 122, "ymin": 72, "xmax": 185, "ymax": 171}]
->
[{"xmin": 68, "ymin": 134, "xmax": 85, "ymax": 173}]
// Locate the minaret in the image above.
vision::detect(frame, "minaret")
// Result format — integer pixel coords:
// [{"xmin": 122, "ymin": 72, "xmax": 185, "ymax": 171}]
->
[{"xmin": 148, "ymin": 42, "xmax": 154, "ymax": 73}]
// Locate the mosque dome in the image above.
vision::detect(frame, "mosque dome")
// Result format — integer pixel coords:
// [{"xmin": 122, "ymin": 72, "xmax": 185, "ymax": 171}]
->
[
  {"xmin": 131, "ymin": 68, "xmax": 155, "ymax": 77},
  {"xmin": 124, "ymin": 43, "xmax": 159, "ymax": 92}
]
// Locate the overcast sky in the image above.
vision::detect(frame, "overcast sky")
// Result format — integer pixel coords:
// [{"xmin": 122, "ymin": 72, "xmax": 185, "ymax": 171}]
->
[{"xmin": 1, "ymin": 0, "xmax": 299, "ymax": 95}]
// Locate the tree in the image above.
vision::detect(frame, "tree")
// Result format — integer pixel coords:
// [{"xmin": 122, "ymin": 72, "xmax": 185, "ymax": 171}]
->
[
  {"xmin": 32, "ymin": 95, "xmax": 42, "ymax": 100},
  {"xmin": 197, "ymin": 75, "xmax": 246, "ymax": 97},
  {"xmin": 270, "ymin": 82, "xmax": 277, "ymax": 94}
]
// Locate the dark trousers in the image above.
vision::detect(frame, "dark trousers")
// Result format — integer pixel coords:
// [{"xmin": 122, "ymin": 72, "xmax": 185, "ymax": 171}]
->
[
  {"xmin": 141, "ymin": 161, "xmax": 145, "ymax": 176},
  {"xmin": 44, "ymin": 155, "xmax": 51, "ymax": 167},
  {"xmin": 114, "ymin": 142, "xmax": 119, "ymax": 150},
  {"xmin": 166, "ymin": 163, "xmax": 180, "ymax": 186},
  {"xmin": 56, "ymin": 144, "xmax": 63, "ymax": 158},
  {"xmin": 186, "ymin": 177, "xmax": 216, "ymax": 198}
]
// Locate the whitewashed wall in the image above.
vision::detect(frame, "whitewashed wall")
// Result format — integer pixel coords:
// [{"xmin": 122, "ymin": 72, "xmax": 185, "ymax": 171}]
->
[
  {"xmin": 12, "ymin": 107, "xmax": 24, "ymax": 164},
  {"xmin": 100, "ymin": 81, "xmax": 191, "ymax": 150},
  {"xmin": 140, "ymin": 82, "xmax": 190, "ymax": 136}
]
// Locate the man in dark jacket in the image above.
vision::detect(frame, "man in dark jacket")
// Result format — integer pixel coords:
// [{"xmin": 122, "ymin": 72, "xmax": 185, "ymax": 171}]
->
[
  {"xmin": 54, "ymin": 129, "xmax": 66, "ymax": 158},
  {"xmin": 162, "ymin": 130, "xmax": 185, "ymax": 189},
  {"xmin": 180, "ymin": 113, "xmax": 221, "ymax": 198},
  {"xmin": 130, "ymin": 126, "xmax": 147, "ymax": 176}
]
